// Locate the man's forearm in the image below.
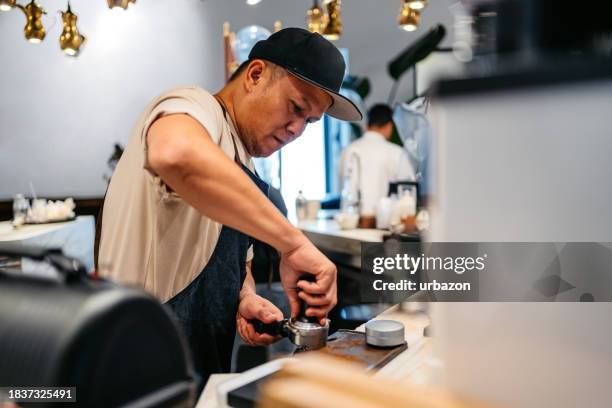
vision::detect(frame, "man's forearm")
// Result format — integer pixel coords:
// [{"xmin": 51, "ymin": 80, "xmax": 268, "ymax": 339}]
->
[{"xmin": 148, "ymin": 114, "xmax": 306, "ymax": 254}]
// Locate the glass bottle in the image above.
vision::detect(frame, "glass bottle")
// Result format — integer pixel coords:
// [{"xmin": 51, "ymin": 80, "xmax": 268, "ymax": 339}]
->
[
  {"xmin": 295, "ymin": 190, "xmax": 307, "ymax": 221},
  {"xmin": 12, "ymin": 194, "xmax": 30, "ymax": 226}
]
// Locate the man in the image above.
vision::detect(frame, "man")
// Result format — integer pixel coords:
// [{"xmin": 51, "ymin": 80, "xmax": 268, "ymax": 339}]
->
[
  {"xmin": 339, "ymin": 104, "xmax": 415, "ymax": 217},
  {"xmin": 97, "ymin": 28, "xmax": 362, "ymax": 386}
]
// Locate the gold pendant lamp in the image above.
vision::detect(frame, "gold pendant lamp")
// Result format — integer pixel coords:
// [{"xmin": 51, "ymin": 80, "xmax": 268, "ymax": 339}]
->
[
  {"xmin": 307, "ymin": 0, "xmax": 325, "ymax": 35},
  {"xmin": 399, "ymin": 0, "xmax": 420, "ymax": 32},
  {"xmin": 20, "ymin": 0, "xmax": 46, "ymax": 43},
  {"xmin": 59, "ymin": 2, "xmax": 86, "ymax": 56},
  {"xmin": 323, "ymin": 0, "xmax": 342, "ymax": 41},
  {"xmin": 0, "ymin": 0, "xmax": 17, "ymax": 12},
  {"xmin": 107, "ymin": 0, "xmax": 135, "ymax": 10}
]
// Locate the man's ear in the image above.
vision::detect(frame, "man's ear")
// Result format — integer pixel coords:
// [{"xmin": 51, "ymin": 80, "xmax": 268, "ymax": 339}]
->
[
  {"xmin": 384, "ymin": 122, "xmax": 395, "ymax": 138},
  {"xmin": 244, "ymin": 60, "xmax": 266, "ymax": 92}
]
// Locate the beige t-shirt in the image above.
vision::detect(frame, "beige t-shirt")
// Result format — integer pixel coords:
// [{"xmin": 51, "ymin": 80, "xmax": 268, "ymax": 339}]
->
[{"xmin": 98, "ymin": 86, "xmax": 254, "ymax": 303}]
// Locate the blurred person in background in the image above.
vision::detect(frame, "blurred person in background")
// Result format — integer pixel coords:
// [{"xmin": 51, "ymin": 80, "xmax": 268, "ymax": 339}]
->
[{"xmin": 339, "ymin": 104, "xmax": 415, "ymax": 217}]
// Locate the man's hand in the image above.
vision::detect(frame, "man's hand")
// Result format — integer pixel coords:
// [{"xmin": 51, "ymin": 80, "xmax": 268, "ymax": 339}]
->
[
  {"xmin": 236, "ymin": 294, "xmax": 284, "ymax": 346},
  {"xmin": 280, "ymin": 240, "xmax": 337, "ymax": 325}
]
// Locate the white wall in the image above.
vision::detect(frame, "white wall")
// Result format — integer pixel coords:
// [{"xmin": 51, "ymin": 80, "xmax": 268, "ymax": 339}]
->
[{"xmin": 0, "ymin": 0, "xmax": 454, "ymax": 199}]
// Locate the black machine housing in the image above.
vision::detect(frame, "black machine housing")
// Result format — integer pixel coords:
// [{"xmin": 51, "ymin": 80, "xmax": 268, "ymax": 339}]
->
[{"xmin": 0, "ymin": 244, "xmax": 195, "ymax": 408}]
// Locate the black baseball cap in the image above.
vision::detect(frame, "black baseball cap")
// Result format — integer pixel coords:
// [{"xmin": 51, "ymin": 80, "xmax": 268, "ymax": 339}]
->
[{"xmin": 249, "ymin": 27, "xmax": 363, "ymax": 122}]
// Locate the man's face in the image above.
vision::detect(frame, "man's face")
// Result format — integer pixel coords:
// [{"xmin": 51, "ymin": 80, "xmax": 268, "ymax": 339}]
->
[{"xmin": 237, "ymin": 63, "xmax": 333, "ymax": 157}]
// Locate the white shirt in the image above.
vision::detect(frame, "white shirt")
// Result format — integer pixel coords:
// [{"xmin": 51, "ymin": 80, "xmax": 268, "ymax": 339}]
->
[{"xmin": 339, "ymin": 130, "xmax": 415, "ymax": 216}]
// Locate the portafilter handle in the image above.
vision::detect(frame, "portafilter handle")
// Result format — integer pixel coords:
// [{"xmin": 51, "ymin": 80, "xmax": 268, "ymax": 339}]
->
[
  {"xmin": 248, "ymin": 319, "xmax": 288, "ymax": 337},
  {"xmin": 296, "ymin": 273, "xmax": 319, "ymax": 324}
]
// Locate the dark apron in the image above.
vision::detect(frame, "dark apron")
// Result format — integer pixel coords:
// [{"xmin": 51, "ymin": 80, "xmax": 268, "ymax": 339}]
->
[
  {"xmin": 165, "ymin": 163, "xmax": 268, "ymax": 391},
  {"xmin": 165, "ymin": 97, "xmax": 273, "ymax": 392}
]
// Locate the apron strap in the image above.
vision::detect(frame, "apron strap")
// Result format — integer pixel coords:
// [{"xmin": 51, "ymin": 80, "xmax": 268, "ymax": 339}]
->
[
  {"xmin": 93, "ymin": 185, "xmax": 109, "ymax": 276},
  {"xmin": 214, "ymin": 95, "xmax": 243, "ymax": 166}
]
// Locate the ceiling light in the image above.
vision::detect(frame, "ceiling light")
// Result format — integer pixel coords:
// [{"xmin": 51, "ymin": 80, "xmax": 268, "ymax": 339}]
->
[
  {"xmin": 0, "ymin": 0, "xmax": 16, "ymax": 12},
  {"xmin": 107, "ymin": 0, "xmax": 130, "ymax": 10},
  {"xmin": 399, "ymin": 1, "xmax": 420, "ymax": 32},
  {"xmin": 60, "ymin": 2, "xmax": 86, "ymax": 57},
  {"xmin": 323, "ymin": 0, "xmax": 342, "ymax": 41},
  {"xmin": 20, "ymin": 1, "xmax": 46, "ymax": 43},
  {"xmin": 246, "ymin": 0, "xmax": 262, "ymax": 5},
  {"xmin": 407, "ymin": 0, "xmax": 427, "ymax": 10},
  {"xmin": 307, "ymin": 0, "xmax": 325, "ymax": 35}
]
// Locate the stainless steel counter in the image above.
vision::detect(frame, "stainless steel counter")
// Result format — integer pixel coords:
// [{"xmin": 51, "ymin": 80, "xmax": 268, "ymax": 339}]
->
[{"xmin": 296, "ymin": 219, "xmax": 385, "ymax": 268}]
